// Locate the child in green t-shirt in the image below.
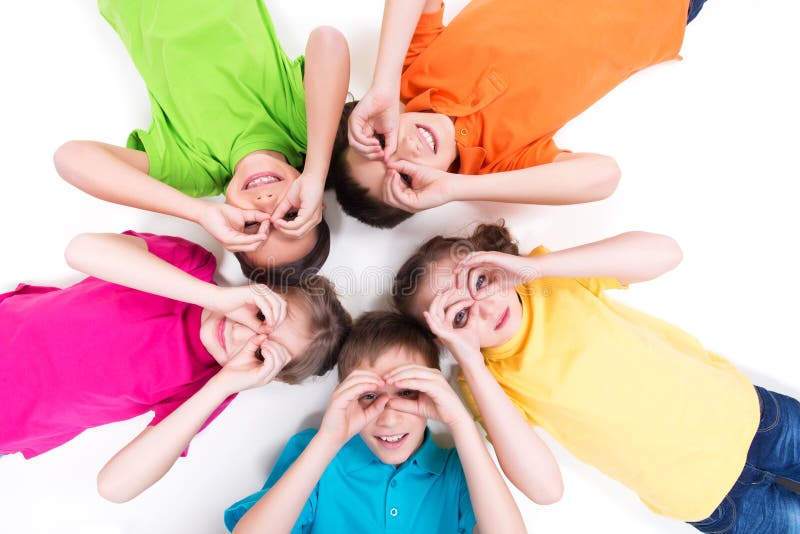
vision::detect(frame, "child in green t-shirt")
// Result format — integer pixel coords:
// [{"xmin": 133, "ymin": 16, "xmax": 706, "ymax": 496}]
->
[{"xmin": 54, "ymin": 0, "xmax": 349, "ymax": 285}]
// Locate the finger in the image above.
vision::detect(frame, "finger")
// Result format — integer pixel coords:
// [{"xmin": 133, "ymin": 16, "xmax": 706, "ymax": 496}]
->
[
  {"xmin": 383, "ymin": 364, "xmax": 439, "ymax": 382},
  {"xmin": 383, "ymin": 129, "xmax": 398, "ymax": 161},
  {"xmin": 240, "ymin": 210, "xmax": 271, "ymax": 223},
  {"xmin": 385, "ymin": 397, "xmax": 421, "ymax": 416},
  {"xmin": 270, "ymin": 197, "xmax": 295, "ymax": 223},
  {"xmin": 239, "ymin": 334, "xmax": 268, "ymax": 358},
  {"xmin": 362, "ymin": 394, "xmax": 390, "ymax": 421},
  {"xmin": 333, "ymin": 379, "xmax": 385, "ymax": 404},
  {"xmin": 223, "ymin": 231, "xmax": 271, "ymax": 247},
  {"xmin": 340, "ymin": 369, "xmax": 384, "ymax": 384}
]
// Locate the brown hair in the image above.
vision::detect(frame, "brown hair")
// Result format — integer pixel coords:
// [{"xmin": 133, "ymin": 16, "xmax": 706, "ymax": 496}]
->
[
  {"xmin": 327, "ymin": 101, "xmax": 414, "ymax": 229},
  {"xmin": 392, "ymin": 222, "xmax": 519, "ymax": 321},
  {"xmin": 272, "ymin": 275, "xmax": 352, "ymax": 384},
  {"xmin": 235, "ymin": 218, "xmax": 331, "ymax": 287},
  {"xmin": 336, "ymin": 311, "xmax": 439, "ymax": 381}
]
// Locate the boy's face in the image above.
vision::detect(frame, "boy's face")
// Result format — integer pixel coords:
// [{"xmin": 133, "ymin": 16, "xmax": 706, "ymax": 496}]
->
[
  {"xmin": 226, "ymin": 150, "xmax": 318, "ymax": 268},
  {"xmin": 355, "ymin": 347, "xmax": 430, "ymax": 466},
  {"xmin": 345, "ymin": 111, "xmax": 458, "ymax": 200},
  {"xmin": 199, "ymin": 292, "xmax": 312, "ymax": 373},
  {"xmin": 413, "ymin": 257, "xmax": 523, "ymax": 349}
]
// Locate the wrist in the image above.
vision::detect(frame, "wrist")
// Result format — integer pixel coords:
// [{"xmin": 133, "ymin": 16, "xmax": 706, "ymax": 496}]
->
[
  {"xmin": 315, "ymin": 426, "xmax": 349, "ymax": 450},
  {"xmin": 201, "ymin": 374, "xmax": 237, "ymax": 402},
  {"xmin": 439, "ymin": 171, "xmax": 458, "ymax": 202},
  {"xmin": 187, "ymin": 198, "xmax": 213, "ymax": 224}
]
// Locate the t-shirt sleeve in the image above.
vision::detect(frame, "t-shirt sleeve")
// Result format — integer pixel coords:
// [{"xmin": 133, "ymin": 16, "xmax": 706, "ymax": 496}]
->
[
  {"xmin": 122, "ymin": 230, "xmax": 217, "ymax": 283},
  {"xmin": 224, "ymin": 430, "xmax": 319, "ymax": 533},
  {"xmin": 490, "ymin": 134, "xmax": 567, "ymax": 172},
  {"xmin": 403, "ymin": 3, "xmax": 447, "ymax": 73}
]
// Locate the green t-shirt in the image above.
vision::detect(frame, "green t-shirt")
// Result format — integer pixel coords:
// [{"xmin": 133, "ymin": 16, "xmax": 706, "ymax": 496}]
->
[{"xmin": 100, "ymin": 0, "xmax": 307, "ymax": 197}]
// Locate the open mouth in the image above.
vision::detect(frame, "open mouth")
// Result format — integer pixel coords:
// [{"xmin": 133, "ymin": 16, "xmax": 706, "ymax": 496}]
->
[
  {"xmin": 415, "ymin": 124, "xmax": 437, "ymax": 154},
  {"xmin": 242, "ymin": 172, "xmax": 283, "ymax": 191},
  {"xmin": 375, "ymin": 433, "xmax": 409, "ymax": 450},
  {"xmin": 495, "ymin": 307, "xmax": 510, "ymax": 331},
  {"xmin": 217, "ymin": 317, "xmax": 228, "ymax": 350}
]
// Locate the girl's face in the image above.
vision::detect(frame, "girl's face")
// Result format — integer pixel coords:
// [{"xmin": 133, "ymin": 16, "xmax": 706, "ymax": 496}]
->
[
  {"xmin": 413, "ymin": 257, "xmax": 523, "ymax": 349},
  {"xmin": 345, "ymin": 111, "xmax": 458, "ymax": 200},
  {"xmin": 199, "ymin": 295, "xmax": 311, "ymax": 372}
]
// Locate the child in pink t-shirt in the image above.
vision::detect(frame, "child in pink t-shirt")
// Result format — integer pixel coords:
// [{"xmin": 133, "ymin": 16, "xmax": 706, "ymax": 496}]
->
[{"xmin": 0, "ymin": 231, "xmax": 350, "ymax": 503}]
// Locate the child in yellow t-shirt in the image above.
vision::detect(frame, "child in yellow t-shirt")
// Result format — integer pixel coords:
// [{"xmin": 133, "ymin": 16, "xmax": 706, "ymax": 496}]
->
[{"xmin": 393, "ymin": 222, "xmax": 800, "ymax": 533}]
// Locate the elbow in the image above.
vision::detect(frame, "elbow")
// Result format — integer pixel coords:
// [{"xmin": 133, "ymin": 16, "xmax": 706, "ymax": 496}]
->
[
  {"xmin": 96, "ymin": 469, "xmax": 137, "ymax": 504},
  {"xmin": 64, "ymin": 233, "xmax": 96, "ymax": 271},
  {"xmin": 590, "ymin": 156, "xmax": 621, "ymax": 201},
  {"xmin": 623, "ymin": 231, "xmax": 684, "ymax": 274},
  {"xmin": 532, "ymin": 481, "xmax": 564, "ymax": 505},
  {"xmin": 308, "ymin": 26, "xmax": 348, "ymax": 56},
  {"xmin": 53, "ymin": 140, "xmax": 92, "ymax": 183}
]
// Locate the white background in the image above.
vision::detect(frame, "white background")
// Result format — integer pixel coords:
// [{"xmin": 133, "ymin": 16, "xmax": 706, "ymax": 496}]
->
[{"xmin": 1, "ymin": 1, "xmax": 799, "ymax": 533}]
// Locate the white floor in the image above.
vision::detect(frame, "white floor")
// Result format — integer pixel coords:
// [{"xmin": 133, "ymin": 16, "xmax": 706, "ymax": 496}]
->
[{"xmin": 2, "ymin": 1, "xmax": 799, "ymax": 533}]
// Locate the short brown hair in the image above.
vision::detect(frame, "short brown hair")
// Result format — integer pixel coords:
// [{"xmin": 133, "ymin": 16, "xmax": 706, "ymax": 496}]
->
[
  {"xmin": 337, "ymin": 311, "xmax": 439, "ymax": 381},
  {"xmin": 273, "ymin": 275, "xmax": 352, "ymax": 384},
  {"xmin": 235, "ymin": 218, "xmax": 331, "ymax": 287},
  {"xmin": 393, "ymin": 222, "xmax": 519, "ymax": 323},
  {"xmin": 327, "ymin": 101, "xmax": 414, "ymax": 229}
]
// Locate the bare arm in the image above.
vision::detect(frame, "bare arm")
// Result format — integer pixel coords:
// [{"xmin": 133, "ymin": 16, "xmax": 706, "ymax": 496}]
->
[
  {"xmin": 54, "ymin": 141, "xmax": 269, "ymax": 251},
  {"xmin": 64, "ymin": 232, "xmax": 220, "ymax": 309},
  {"xmin": 97, "ymin": 336, "xmax": 290, "ymax": 503},
  {"xmin": 272, "ymin": 26, "xmax": 351, "ymax": 236}
]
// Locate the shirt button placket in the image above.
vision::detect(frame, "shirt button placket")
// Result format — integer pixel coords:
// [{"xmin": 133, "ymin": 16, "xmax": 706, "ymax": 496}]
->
[{"xmin": 388, "ymin": 477, "xmax": 399, "ymax": 520}]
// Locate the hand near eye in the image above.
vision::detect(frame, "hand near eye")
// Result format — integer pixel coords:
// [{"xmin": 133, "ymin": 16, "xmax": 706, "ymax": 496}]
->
[
  {"xmin": 318, "ymin": 370, "xmax": 389, "ymax": 447},
  {"xmin": 383, "ymin": 365, "xmax": 471, "ymax": 429},
  {"xmin": 454, "ymin": 252, "xmax": 540, "ymax": 296},
  {"xmin": 196, "ymin": 202, "xmax": 270, "ymax": 252},
  {"xmin": 270, "ymin": 173, "xmax": 325, "ymax": 239},
  {"xmin": 423, "ymin": 288, "xmax": 484, "ymax": 369},
  {"xmin": 214, "ymin": 335, "xmax": 291, "ymax": 395},
  {"xmin": 348, "ymin": 88, "xmax": 400, "ymax": 161},
  {"xmin": 382, "ymin": 160, "xmax": 452, "ymax": 213},
  {"xmin": 213, "ymin": 284, "xmax": 287, "ymax": 334}
]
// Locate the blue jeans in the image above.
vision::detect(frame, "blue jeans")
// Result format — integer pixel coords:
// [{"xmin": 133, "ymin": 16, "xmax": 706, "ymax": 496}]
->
[
  {"xmin": 689, "ymin": 387, "xmax": 800, "ymax": 533},
  {"xmin": 687, "ymin": 0, "xmax": 708, "ymax": 24}
]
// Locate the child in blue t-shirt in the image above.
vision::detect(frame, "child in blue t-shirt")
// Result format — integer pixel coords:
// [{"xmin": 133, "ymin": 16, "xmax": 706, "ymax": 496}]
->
[{"xmin": 224, "ymin": 311, "xmax": 536, "ymax": 533}]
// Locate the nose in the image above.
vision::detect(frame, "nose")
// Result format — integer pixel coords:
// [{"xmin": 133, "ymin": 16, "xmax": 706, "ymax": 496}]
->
[
  {"xmin": 230, "ymin": 322, "xmax": 258, "ymax": 347},
  {"xmin": 477, "ymin": 297, "xmax": 501, "ymax": 322},
  {"xmin": 396, "ymin": 127, "xmax": 422, "ymax": 160},
  {"xmin": 375, "ymin": 404, "xmax": 400, "ymax": 427}
]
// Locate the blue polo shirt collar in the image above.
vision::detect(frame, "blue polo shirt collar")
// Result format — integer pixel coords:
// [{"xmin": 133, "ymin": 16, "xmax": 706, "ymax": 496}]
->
[{"xmin": 341, "ymin": 428, "xmax": 449, "ymax": 475}]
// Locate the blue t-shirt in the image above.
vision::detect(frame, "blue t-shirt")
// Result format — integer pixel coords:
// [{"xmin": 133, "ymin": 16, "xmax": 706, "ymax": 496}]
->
[{"xmin": 225, "ymin": 428, "xmax": 476, "ymax": 533}]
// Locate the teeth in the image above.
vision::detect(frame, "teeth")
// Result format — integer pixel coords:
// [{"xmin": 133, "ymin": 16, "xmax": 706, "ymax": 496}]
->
[
  {"xmin": 417, "ymin": 127, "xmax": 435, "ymax": 152},
  {"xmin": 246, "ymin": 176, "xmax": 279, "ymax": 189},
  {"xmin": 378, "ymin": 434, "xmax": 405, "ymax": 443}
]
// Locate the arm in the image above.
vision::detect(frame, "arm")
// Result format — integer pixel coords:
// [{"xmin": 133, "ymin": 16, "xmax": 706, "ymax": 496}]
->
[
  {"xmin": 54, "ymin": 141, "xmax": 269, "ymax": 251},
  {"xmin": 423, "ymin": 295, "xmax": 563, "ymax": 505},
  {"xmin": 386, "ymin": 152, "xmax": 620, "ymax": 211},
  {"xmin": 348, "ymin": 0, "xmax": 440, "ymax": 158},
  {"xmin": 456, "ymin": 232, "xmax": 683, "ymax": 287},
  {"xmin": 97, "ymin": 335, "xmax": 290, "ymax": 503},
  {"xmin": 232, "ymin": 371, "xmax": 387, "ymax": 534},
  {"xmin": 384, "ymin": 365, "xmax": 528, "ymax": 532},
  {"xmin": 272, "ymin": 26, "xmax": 350, "ymax": 237}
]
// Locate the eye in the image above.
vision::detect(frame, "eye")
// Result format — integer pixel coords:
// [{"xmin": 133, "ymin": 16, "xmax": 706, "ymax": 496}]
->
[
  {"xmin": 254, "ymin": 348, "xmax": 264, "ymax": 362},
  {"xmin": 359, "ymin": 392, "xmax": 378, "ymax": 405},
  {"xmin": 398, "ymin": 389, "xmax": 418, "ymax": 399},
  {"xmin": 375, "ymin": 133, "xmax": 386, "ymax": 149},
  {"xmin": 243, "ymin": 221, "xmax": 260, "ymax": 234},
  {"xmin": 282, "ymin": 210, "xmax": 298, "ymax": 222},
  {"xmin": 256, "ymin": 311, "xmax": 265, "ymax": 322},
  {"xmin": 475, "ymin": 273, "xmax": 487, "ymax": 291},
  {"xmin": 400, "ymin": 173, "xmax": 412, "ymax": 187},
  {"xmin": 452, "ymin": 307, "xmax": 470, "ymax": 329}
]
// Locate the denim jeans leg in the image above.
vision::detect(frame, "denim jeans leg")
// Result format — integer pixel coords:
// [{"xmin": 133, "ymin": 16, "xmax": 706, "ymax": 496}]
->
[
  {"xmin": 747, "ymin": 386, "xmax": 800, "ymax": 484},
  {"xmin": 687, "ymin": 0, "xmax": 708, "ymax": 24}
]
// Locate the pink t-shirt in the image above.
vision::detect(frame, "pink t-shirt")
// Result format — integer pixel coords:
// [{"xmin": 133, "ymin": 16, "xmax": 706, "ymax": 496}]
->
[{"xmin": 0, "ymin": 231, "xmax": 233, "ymax": 458}]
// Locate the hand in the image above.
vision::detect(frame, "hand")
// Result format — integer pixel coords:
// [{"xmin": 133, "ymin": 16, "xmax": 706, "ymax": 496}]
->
[
  {"xmin": 214, "ymin": 335, "xmax": 291, "ymax": 394},
  {"xmin": 348, "ymin": 87, "xmax": 400, "ymax": 160},
  {"xmin": 318, "ymin": 370, "xmax": 389, "ymax": 447},
  {"xmin": 270, "ymin": 173, "xmax": 325, "ymax": 239},
  {"xmin": 383, "ymin": 365, "xmax": 470, "ymax": 428},
  {"xmin": 423, "ymin": 287, "xmax": 484, "ymax": 369},
  {"xmin": 454, "ymin": 251, "xmax": 540, "ymax": 297},
  {"xmin": 196, "ymin": 202, "xmax": 270, "ymax": 252},
  {"xmin": 213, "ymin": 285, "xmax": 287, "ymax": 334},
  {"xmin": 382, "ymin": 160, "xmax": 452, "ymax": 212}
]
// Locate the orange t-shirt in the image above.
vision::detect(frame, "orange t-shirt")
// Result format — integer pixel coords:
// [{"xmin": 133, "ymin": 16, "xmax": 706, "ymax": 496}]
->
[{"xmin": 401, "ymin": 0, "xmax": 691, "ymax": 175}]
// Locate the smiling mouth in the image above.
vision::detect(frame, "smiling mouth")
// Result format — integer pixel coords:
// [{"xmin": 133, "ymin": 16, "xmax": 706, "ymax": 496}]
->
[
  {"xmin": 415, "ymin": 124, "xmax": 437, "ymax": 154},
  {"xmin": 217, "ymin": 317, "xmax": 228, "ymax": 350},
  {"xmin": 376, "ymin": 433, "xmax": 409, "ymax": 450},
  {"xmin": 495, "ymin": 307, "xmax": 510, "ymax": 331},
  {"xmin": 242, "ymin": 173, "xmax": 283, "ymax": 191}
]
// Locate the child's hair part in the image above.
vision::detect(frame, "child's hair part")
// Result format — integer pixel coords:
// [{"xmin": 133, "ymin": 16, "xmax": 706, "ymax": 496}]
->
[
  {"xmin": 327, "ymin": 101, "xmax": 414, "ymax": 229},
  {"xmin": 235, "ymin": 218, "xmax": 331, "ymax": 287},
  {"xmin": 336, "ymin": 311, "xmax": 439, "ymax": 381},
  {"xmin": 393, "ymin": 222, "xmax": 519, "ymax": 321},
  {"xmin": 276, "ymin": 275, "xmax": 352, "ymax": 384}
]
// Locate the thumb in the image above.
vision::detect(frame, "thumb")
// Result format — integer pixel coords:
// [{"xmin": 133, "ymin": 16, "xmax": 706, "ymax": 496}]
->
[
  {"xmin": 271, "ymin": 196, "xmax": 295, "ymax": 223},
  {"xmin": 383, "ymin": 128, "xmax": 399, "ymax": 160},
  {"xmin": 234, "ymin": 334, "xmax": 268, "ymax": 361}
]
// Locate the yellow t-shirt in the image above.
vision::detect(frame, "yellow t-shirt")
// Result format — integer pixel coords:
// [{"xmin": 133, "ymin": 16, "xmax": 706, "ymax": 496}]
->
[{"xmin": 458, "ymin": 247, "xmax": 759, "ymax": 521}]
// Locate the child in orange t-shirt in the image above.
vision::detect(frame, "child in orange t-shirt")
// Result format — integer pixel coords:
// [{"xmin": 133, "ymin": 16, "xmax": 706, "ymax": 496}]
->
[{"xmin": 328, "ymin": 0, "xmax": 707, "ymax": 228}]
